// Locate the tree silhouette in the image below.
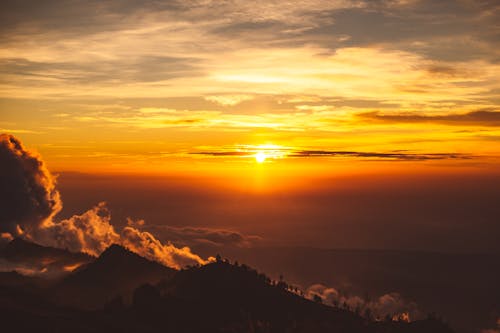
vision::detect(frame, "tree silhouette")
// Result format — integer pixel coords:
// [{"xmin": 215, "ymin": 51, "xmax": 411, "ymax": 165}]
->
[
  {"xmin": 364, "ymin": 308, "xmax": 373, "ymax": 321},
  {"xmin": 133, "ymin": 283, "xmax": 161, "ymax": 308},
  {"xmin": 313, "ymin": 294, "xmax": 323, "ymax": 303}
]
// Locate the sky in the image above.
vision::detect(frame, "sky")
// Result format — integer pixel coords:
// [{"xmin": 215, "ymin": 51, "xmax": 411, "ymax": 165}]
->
[{"xmin": 1, "ymin": 0, "xmax": 500, "ymax": 253}]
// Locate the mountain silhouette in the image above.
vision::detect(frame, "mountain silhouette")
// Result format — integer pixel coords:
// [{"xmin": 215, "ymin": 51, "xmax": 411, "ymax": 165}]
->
[
  {"xmin": 137, "ymin": 260, "xmax": 454, "ymax": 333},
  {"xmin": 51, "ymin": 244, "xmax": 175, "ymax": 308},
  {"xmin": 0, "ymin": 271, "xmax": 42, "ymax": 289},
  {"xmin": 0, "ymin": 238, "xmax": 93, "ymax": 277},
  {"xmin": 1, "ymin": 238, "xmax": 92, "ymax": 261},
  {"xmin": 0, "ymin": 240, "xmax": 455, "ymax": 332}
]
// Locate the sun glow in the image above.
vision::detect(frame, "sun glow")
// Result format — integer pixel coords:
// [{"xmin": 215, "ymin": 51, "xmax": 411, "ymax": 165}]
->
[
  {"xmin": 250, "ymin": 144, "xmax": 288, "ymax": 164},
  {"xmin": 255, "ymin": 151, "xmax": 267, "ymax": 163}
]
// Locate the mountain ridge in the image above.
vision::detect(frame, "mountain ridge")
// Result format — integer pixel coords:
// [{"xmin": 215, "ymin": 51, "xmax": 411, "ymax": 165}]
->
[
  {"xmin": 0, "ymin": 240, "xmax": 455, "ymax": 332},
  {"xmin": 50, "ymin": 243, "xmax": 176, "ymax": 309}
]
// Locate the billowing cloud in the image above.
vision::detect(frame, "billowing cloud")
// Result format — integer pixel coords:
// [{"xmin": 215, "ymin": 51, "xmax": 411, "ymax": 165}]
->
[
  {"xmin": 305, "ymin": 283, "xmax": 421, "ymax": 321},
  {"xmin": 0, "ymin": 134, "xmax": 62, "ymax": 235},
  {"xmin": 32, "ymin": 202, "xmax": 120, "ymax": 257},
  {"xmin": 121, "ymin": 226, "xmax": 213, "ymax": 269},
  {"xmin": 0, "ymin": 134, "xmax": 208, "ymax": 269}
]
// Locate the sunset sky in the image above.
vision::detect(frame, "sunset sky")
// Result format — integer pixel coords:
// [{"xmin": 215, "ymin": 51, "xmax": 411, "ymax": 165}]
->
[
  {"xmin": 1, "ymin": 1, "xmax": 500, "ymax": 254},
  {"xmin": 1, "ymin": 0, "xmax": 499, "ymax": 173}
]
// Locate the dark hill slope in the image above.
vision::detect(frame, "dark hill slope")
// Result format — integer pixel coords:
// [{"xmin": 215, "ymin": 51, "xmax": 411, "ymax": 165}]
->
[
  {"xmin": 128, "ymin": 261, "xmax": 454, "ymax": 333},
  {"xmin": 51, "ymin": 244, "xmax": 176, "ymax": 308},
  {"xmin": 0, "ymin": 238, "xmax": 93, "ymax": 277}
]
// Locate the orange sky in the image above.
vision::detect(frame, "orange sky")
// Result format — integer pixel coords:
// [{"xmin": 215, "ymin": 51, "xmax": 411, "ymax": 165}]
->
[{"xmin": 0, "ymin": 0, "xmax": 499, "ymax": 176}]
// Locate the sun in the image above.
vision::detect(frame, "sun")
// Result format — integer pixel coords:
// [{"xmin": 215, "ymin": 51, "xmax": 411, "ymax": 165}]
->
[
  {"xmin": 246, "ymin": 144, "xmax": 287, "ymax": 163},
  {"xmin": 255, "ymin": 151, "xmax": 267, "ymax": 163}
]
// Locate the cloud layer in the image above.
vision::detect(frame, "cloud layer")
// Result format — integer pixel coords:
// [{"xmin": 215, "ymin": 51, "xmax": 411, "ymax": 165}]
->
[
  {"xmin": 1, "ymin": 1, "xmax": 499, "ymax": 169},
  {"xmin": 141, "ymin": 224, "xmax": 262, "ymax": 248}
]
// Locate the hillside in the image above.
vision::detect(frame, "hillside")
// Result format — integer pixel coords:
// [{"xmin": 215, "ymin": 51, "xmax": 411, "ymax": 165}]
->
[
  {"xmin": 0, "ymin": 238, "xmax": 94, "ymax": 277},
  {"xmin": 51, "ymin": 244, "xmax": 176, "ymax": 308},
  {"xmin": 0, "ymin": 241, "xmax": 454, "ymax": 333}
]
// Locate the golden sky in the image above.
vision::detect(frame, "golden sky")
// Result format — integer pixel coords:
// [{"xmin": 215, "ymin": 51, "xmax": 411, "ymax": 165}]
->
[{"xmin": 1, "ymin": 0, "xmax": 499, "ymax": 174}]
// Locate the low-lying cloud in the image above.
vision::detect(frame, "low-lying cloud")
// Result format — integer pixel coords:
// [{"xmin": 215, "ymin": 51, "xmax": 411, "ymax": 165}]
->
[
  {"xmin": 140, "ymin": 224, "xmax": 262, "ymax": 248},
  {"xmin": 0, "ymin": 258, "xmax": 47, "ymax": 276},
  {"xmin": 0, "ymin": 133, "xmax": 209, "ymax": 269},
  {"xmin": 305, "ymin": 284, "xmax": 421, "ymax": 322}
]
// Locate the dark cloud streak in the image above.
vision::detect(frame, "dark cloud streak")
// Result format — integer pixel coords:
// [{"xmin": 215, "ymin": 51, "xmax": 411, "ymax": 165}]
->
[
  {"xmin": 192, "ymin": 149, "xmax": 472, "ymax": 161},
  {"xmin": 142, "ymin": 225, "xmax": 262, "ymax": 248},
  {"xmin": 359, "ymin": 110, "xmax": 500, "ymax": 126},
  {"xmin": 289, "ymin": 150, "xmax": 470, "ymax": 161}
]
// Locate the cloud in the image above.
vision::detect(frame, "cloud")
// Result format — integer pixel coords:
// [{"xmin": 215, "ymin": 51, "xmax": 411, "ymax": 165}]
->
[
  {"xmin": 2, "ymin": 0, "xmax": 498, "ymax": 104},
  {"xmin": 0, "ymin": 0, "xmax": 184, "ymax": 39},
  {"xmin": 300, "ymin": 0, "xmax": 499, "ymax": 62},
  {"xmin": 205, "ymin": 95, "xmax": 254, "ymax": 106},
  {"xmin": 72, "ymin": 107, "xmax": 307, "ymax": 131},
  {"xmin": 0, "ymin": 133, "xmax": 62, "ymax": 235},
  {"xmin": 202, "ymin": 0, "xmax": 500, "ymax": 63},
  {"xmin": 121, "ymin": 226, "xmax": 211, "ymax": 269},
  {"xmin": 358, "ymin": 110, "xmax": 500, "ymax": 127},
  {"xmin": 192, "ymin": 145, "xmax": 471, "ymax": 161},
  {"xmin": 305, "ymin": 283, "xmax": 421, "ymax": 321},
  {"xmin": 0, "ymin": 133, "xmax": 208, "ymax": 269},
  {"xmin": 0, "ymin": 258, "xmax": 46, "ymax": 276},
  {"xmin": 289, "ymin": 150, "xmax": 471, "ymax": 161},
  {"xmin": 32, "ymin": 202, "xmax": 120, "ymax": 257},
  {"xmin": 0, "ymin": 56, "xmax": 203, "ymax": 85},
  {"xmin": 140, "ymin": 224, "xmax": 262, "ymax": 248},
  {"xmin": 0, "ymin": 251, "xmax": 88, "ymax": 278},
  {"xmin": 0, "ymin": 233, "xmax": 13, "ymax": 246}
]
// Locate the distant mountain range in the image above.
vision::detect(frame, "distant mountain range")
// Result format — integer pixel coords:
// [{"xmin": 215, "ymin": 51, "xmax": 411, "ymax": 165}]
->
[{"xmin": 0, "ymin": 239, "xmax": 454, "ymax": 332}]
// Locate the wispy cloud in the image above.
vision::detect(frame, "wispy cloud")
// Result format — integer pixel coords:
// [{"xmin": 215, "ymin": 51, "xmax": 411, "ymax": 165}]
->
[
  {"xmin": 205, "ymin": 95, "xmax": 254, "ymax": 106},
  {"xmin": 0, "ymin": 128, "xmax": 42, "ymax": 134}
]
